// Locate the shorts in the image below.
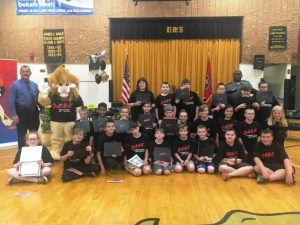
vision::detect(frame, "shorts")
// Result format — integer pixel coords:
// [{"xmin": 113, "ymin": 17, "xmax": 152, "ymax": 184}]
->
[
  {"xmin": 174, "ymin": 160, "xmax": 194, "ymax": 167},
  {"xmin": 152, "ymin": 162, "xmax": 171, "ymax": 172},
  {"xmin": 264, "ymin": 163, "xmax": 285, "ymax": 171},
  {"xmin": 218, "ymin": 161, "xmax": 251, "ymax": 169},
  {"xmin": 196, "ymin": 162, "xmax": 216, "ymax": 170}
]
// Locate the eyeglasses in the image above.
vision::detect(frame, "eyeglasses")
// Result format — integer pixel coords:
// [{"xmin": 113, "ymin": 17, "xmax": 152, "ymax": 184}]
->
[{"xmin": 28, "ymin": 138, "xmax": 38, "ymax": 141}]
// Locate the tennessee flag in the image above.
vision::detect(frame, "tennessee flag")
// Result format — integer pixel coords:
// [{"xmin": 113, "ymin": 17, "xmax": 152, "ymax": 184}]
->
[{"xmin": 203, "ymin": 57, "xmax": 212, "ymax": 105}]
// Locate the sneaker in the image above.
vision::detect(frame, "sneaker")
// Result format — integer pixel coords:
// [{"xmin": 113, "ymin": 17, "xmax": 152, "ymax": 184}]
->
[
  {"xmin": 8, "ymin": 178, "xmax": 21, "ymax": 185},
  {"xmin": 257, "ymin": 174, "xmax": 267, "ymax": 184},
  {"xmin": 293, "ymin": 174, "xmax": 296, "ymax": 185},
  {"xmin": 37, "ymin": 176, "xmax": 48, "ymax": 184},
  {"xmin": 248, "ymin": 172, "xmax": 257, "ymax": 179}
]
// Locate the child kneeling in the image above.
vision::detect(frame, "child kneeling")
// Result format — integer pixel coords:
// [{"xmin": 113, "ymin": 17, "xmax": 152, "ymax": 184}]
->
[
  {"xmin": 149, "ymin": 128, "xmax": 172, "ymax": 175},
  {"xmin": 173, "ymin": 124, "xmax": 195, "ymax": 173},
  {"xmin": 194, "ymin": 125, "xmax": 217, "ymax": 174}
]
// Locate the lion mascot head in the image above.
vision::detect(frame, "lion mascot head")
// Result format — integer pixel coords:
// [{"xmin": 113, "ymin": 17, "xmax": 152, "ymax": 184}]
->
[{"xmin": 48, "ymin": 65, "xmax": 80, "ymax": 102}]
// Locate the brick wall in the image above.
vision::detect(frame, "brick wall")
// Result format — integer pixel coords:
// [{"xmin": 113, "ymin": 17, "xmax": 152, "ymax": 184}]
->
[{"xmin": 0, "ymin": 0, "xmax": 299, "ymax": 64}]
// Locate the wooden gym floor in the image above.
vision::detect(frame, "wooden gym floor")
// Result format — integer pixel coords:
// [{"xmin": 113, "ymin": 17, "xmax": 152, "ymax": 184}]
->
[{"xmin": 0, "ymin": 132, "xmax": 300, "ymax": 225}]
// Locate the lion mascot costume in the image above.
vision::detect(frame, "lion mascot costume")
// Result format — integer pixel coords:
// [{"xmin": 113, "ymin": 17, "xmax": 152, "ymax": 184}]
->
[{"xmin": 39, "ymin": 65, "xmax": 83, "ymax": 160}]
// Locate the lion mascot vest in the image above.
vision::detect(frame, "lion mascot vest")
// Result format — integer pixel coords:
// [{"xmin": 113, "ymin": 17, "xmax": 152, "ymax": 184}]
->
[{"xmin": 38, "ymin": 65, "xmax": 83, "ymax": 160}]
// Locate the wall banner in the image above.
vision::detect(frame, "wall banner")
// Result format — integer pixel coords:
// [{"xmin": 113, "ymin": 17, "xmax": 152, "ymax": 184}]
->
[
  {"xmin": 16, "ymin": 0, "xmax": 93, "ymax": 15},
  {"xmin": 0, "ymin": 59, "xmax": 17, "ymax": 146},
  {"xmin": 43, "ymin": 29, "xmax": 66, "ymax": 64}
]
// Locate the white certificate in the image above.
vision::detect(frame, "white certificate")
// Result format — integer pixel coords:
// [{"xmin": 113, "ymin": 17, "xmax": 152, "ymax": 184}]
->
[
  {"xmin": 19, "ymin": 162, "xmax": 41, "ymax": 177},
  {"xmin": 127, "ymin": 154, "xmax": 144, "ymax": 168},
  {"xmin": 20, "ymin": 146, "xmax": 42, "ymax": 162}
]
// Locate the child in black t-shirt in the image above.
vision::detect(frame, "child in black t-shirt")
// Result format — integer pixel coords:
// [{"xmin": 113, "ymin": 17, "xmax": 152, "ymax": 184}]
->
[
  {"xmin": 266, "ymin": 105, "xmax": 288, "ymax": 147},
  {"xmin": 7, "ymin": 131, "xmax": 54, "ymax": 185},
  {"xmin": 96, "ymin": 119, "xmax": 123, "ymax": 175},
  {"xmin": 173, "ymin": 124, "xmax": 195, "ymax": 173},
  {"xmin": 149, "ymin": 128, "xmax": 172, "ymax": 175},
  {"xmin": 231, "ymin": 84, "xmax": 259, "ymax": 122},
  {"xmin": 123, "ymin": 122, "xmax": 151, "ymax": 176},
  {"xmin": 211, "ymin": 83, "xmax": 227, "ymax": 122},
  {"xmin": 256, "ymin": 80, "xmax": 280, "ymax": 128},
  {"xmin": 75, "ymin": 106, "xmax": 94, "ymax": 148},
  {"xmin": 115, "ymin": 106, "xmax": 131, "ymax": 143},
  {"xmin": 216, "ymin": 129, "xmax": 253, "ymax": 181},
  {"xmin": 253, "ymin": 129, "xmax": 295, "ymax": 185},
  {"xmin": 177, "ymin": 109, "xmax": 194, "ymax": 138},
  {"xmin": 160, "ymin": 105, "xmax": 178, "ymax": 145},
  {"xmin": 193, "ymin": 125, "xmax": 217, "ymax": 174},
  {"xmin": 60, "ymin": 127, "xmax": 98, "ymax": 182},
  {"xmin": 237, "ymin": 107, "xmax": 261, "ymax": 164},
  {"xmin": 216, "ymin": 105, "xmax": 238, "ymax": 146},
  {"xmin": 155, "ymin": 82, "xmax": 176, "ymax": 120},
  {"xmin": 194, "ymin": 104, "xmax": 216, "ymax": 139},
  {"xmin": 175, "ymin": 79, "xmax": 202, "ymax": 123},
  {"xmin": 137, "ymin": 102, "xmax": 158, "ymax": 141},
  {"xmin": 93, "ymin": 102, "xmax": 113, "ymax": 150}
]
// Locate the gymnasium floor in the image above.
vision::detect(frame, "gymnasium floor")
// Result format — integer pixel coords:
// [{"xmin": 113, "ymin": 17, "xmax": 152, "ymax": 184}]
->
[{"xmin": 0, "ymin": 131, "xmax": 300, "ymax": 225}]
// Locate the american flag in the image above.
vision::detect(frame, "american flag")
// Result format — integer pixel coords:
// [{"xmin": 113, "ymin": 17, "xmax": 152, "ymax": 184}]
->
[{"xmin": 121, "ymin": 56, "xmax": 130, "ymax": 104}]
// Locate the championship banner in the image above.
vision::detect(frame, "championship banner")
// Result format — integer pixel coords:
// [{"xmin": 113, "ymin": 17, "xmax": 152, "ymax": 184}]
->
[
  {"xmin": 16, "ymin": 0, "xmax": 93, "ymax": 15},
  {"xmin": 0, "ymin": 59, "xmax": 17, "ymax": 146},
  {"xmin": 43, "ymin": 29, "xmax": 66, "ymax": 64}
]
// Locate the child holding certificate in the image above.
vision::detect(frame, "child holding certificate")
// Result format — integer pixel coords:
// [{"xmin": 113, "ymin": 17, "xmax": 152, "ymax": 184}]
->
[
  {"xmin": 60, "ymin": 127, "xmax": 99, "ymax": 182},
  {"xmin": 123, "ymin": 122, "xmax": 151, "ymax": 176},
  {"xmin": 172, "ymin": 124, "xmax": 195, "ymax": 173},
  {"xmin": 149, "ymin": 128, "xmax": 172, "ymax": 175},
  {"xmin": 7, "ymin": 131, "xmax": 54, "ymax": 185},
  {"xmin": 96, "ymin": 119, "xmax": 123, "ymax": 174}
]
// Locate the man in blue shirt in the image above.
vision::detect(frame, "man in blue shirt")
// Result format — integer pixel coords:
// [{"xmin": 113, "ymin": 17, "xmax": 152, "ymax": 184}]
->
[{"xmin": 9, "ymin": 65, "xmax": 42, "ymax": 149}]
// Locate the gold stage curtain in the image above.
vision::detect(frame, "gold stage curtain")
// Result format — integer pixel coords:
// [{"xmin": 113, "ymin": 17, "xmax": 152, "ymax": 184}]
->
[{"xmin": 111, "ymin": 39, "xmax": 240, "ymax": 102}]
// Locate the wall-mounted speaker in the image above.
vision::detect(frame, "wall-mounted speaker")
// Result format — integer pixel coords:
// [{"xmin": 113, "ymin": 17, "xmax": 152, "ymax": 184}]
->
[
  {"xmin": 254, "ymin": 55, "xmax": 265, "ymax": 70},
  {"xmin": 284, "ymin": 76, "xmax": 296, "ymax": 110}
]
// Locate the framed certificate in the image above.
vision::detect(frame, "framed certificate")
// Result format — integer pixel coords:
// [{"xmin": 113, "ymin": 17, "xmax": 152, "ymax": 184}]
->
[
  {"xmin": 19, "ymin": 161, "xmax": 41, "ymax": 177},
  {"xmin": 175, "ymin": 88, "xmax": 190, "ymax": 100},
  {"xmin": 160, "ymin": 118, "xmax": 178, "ymax": 134},
  {"xmin": 127, "ymin": 154, "xmax": 144, "ymax": 168},
  {"xmin": 92, "ymin": 117, "xmax": 108, "ymax": 132},
  {"xmin": 256, "ymin": 91, "xmax": 273, "ymax": 103},
  {"xmin": 153, "ymin": 147, "xmax": 171, "ymax": 162},
  {"xmin": 115, "ymin": 120, "xmax": 130, "ymax": 133},
  {"xmin": 75, "ymin": 120, "xmax": 90, "ymax": 133},
  {"xmin": 137, "ymin": 114, "xmax": 157, "ymax": 129},
  {"xmin": 136, "ymin": 92, "xmax": 151, "ymax": 103},
  {"xmin": 103, "ymin": 142, "xmax": 123, "ymax": 157},
  {"xmin": 20, "ymin": 146, "xmax": 42, "ymax": 162},
  {"xmin": 212, "ymin": 93, "xmax": 227, "ymax": 106}
]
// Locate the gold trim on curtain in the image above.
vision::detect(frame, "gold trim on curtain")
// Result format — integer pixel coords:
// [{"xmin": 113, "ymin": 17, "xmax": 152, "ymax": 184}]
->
[{"xmin": 112, "ymin": 39, "xmax": 240, "ymax": 102}]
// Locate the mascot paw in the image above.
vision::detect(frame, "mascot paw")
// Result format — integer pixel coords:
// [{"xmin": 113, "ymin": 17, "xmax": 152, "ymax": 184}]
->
[
  {"xmin": 50, "ymin": 151, "xmax": 61, "ymax": 161},
  {"xmin": 38, "ymin": 83, "xmax": 49, "ymax": 97}
]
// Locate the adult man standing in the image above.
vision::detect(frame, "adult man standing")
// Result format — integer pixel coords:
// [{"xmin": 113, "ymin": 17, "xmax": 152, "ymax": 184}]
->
[
  {"xmin": 9, "ymin": 65, "xmax": 42, "ymax": 149},
  {"xmin": 225, "ymin": 69, "xmax": 253, "ymax": 94}
]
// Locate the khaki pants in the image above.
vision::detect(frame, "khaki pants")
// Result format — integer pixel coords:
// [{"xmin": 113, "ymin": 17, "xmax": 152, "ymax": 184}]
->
[{"xmin": 50, "ymin": 121, "xmax": 74, "ymax": 154}]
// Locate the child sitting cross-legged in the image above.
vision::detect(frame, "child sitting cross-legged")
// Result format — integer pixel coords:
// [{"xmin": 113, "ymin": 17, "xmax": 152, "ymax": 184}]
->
[
  {"xmin": 60, "ymin": 127, "xmax": 99, "ymax": 182},
  {"xmin": 7, "ymin": 131, "xmax": 54, "ymax": 185},
  {"xmin": 123, "ymin": 122, "xmax": 151, "ymax": 176}
]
